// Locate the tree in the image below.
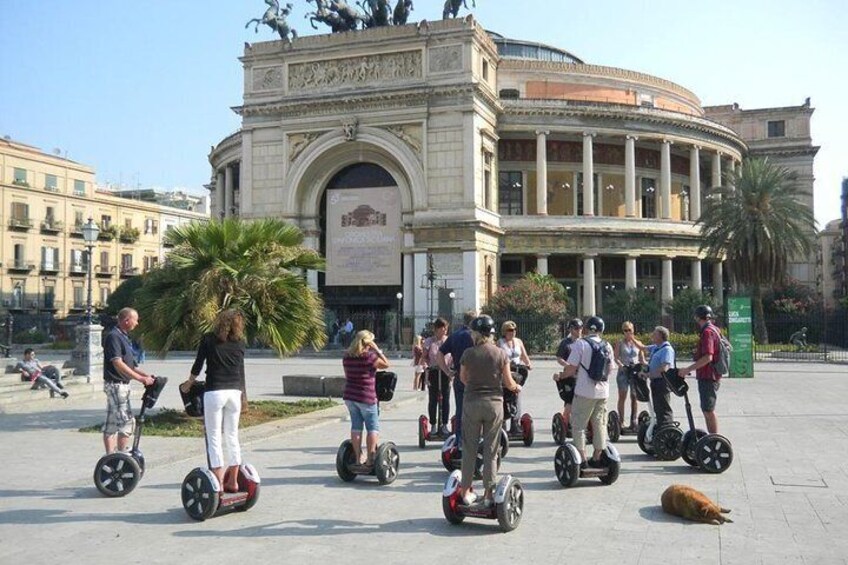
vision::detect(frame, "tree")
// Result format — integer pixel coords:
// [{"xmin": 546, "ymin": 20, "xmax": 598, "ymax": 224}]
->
[
  {"xmin": 482, "ymin": 274, "xmax": 570, "ymax": 352},
  {"xmin": 669, "ymin": 288, "xmax": 720, "ymax": 332},
  {"xmin": 603, "ymin": 288, "xmax": 661, "ymax": 331},
  {"xmin": 134, "ymin": 219, "xmax": 327, "ymax": 358},
  {"xmin": 105, "ymin": 274, "xmax": 145, "ymax": 315},
  {"xmin": 697, "ymin": 157, "xmax": 816, "ymax": 343}
]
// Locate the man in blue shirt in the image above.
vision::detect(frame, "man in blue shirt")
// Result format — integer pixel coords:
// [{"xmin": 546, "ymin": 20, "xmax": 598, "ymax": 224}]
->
[
  {"xmin": 642, "ymin": 325, "xmax": 675, "ymax": 427},
  {"xmin": 437, "ymin": 310, "xmax": 476, "ymax": 445}
]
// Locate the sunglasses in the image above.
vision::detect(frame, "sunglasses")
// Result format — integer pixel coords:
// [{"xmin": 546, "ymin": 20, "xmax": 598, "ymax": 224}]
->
[
  {"xmin": 505, "ymin": 329, "xmax": 516, "ymax": 332},
  {"xmin": 623, "ymin": 329, "xmax": 633, "ymax": 333}
]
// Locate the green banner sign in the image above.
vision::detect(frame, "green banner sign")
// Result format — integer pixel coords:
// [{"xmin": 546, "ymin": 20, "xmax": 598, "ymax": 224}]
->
[{"xmin": 727, "ymin": 296, "xmax": 754, "ymax": 378}]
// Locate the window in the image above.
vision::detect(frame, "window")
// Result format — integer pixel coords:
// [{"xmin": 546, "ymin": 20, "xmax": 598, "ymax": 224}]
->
[
  {"xmin": 74, "ymin": 210, "xmax": 84, "ymax": 228},
  {"xmin": 501, "ymin": 258, "xmax": 524, "ymax": 276},
  {"xmin": 767, "ymin": 120, "xmax": 786, "ymax": 138},
  {"xmin": 641, "ymin": 177, "xmax": 657, "ymax": 219},
  {"xmin": 44, "ymin": 286, "xmax": 55, "ymax": 308},
  {"xmin": 45, "ymin": 174, "xmax": 58, "ymax": 191},
  {"xmin": 14, "ymin": 244, "xmax": 25, "ymax": 267},
  {"xmin": 100, "ymin": 251, "xmax": 109, "ymax": 271},
  {"xmin": 577, "ymin": 173, "xmax": 600, "ymax": 216},
  {"xmin": 498, "ymin": 171, "xmax": 523, "ymax": 216},
  {"xmin": 99, "ymin": 287, "xmax": 110, "ymax": 307},
  {"xmin": 100, "ymin": 214, "xmax": 112, "ymax": 229},
  {"xmin": 121, "ymin": 253, "xmax": 133, "ymax": 270},
  {"xmin": 144, "ymin": 218, "xmax": 157, "ymax": 234},
  {"xmin": 73, "ymin": 286, "xmax": 85, "ymax": 308},
  {"xmin": 641, "ymin": 260, "xmax": 659, "ymax": 278},
  {"xmin": 73, "ymin": 179, "xmax": 85, "ymax": 195},
  {"xmin": 482, "ymin": 59, "xmax": 489, "ymax": 81},
  {"xmin": 11, "ymin": 202, "xmax": 30, "ymax": 223},
  {"xmin": 13, "ymin": 168, "xmax": 28, "ymax": 185},
  {"xmin": 499, "ymin": 89, "xmax": 520, "ymax": 99},
  {"xmin": 70, "ymin": 249, "xmax": 86, "ymax": 272},
  {"xmin": 41, "ymin": 247, "xmax": 60, "ymax": 269},
  {"xmin": 639, "ymin": 94, "xmax": 654, "ymax": 108},
  {"xmin": 483, "ymin": 151, "xmax": 493, "ymax": 211},
  {"xmin": 12, "ymin": 284, "xmax": 24, "ymax": 308},
  {"xmin": 46, "ymin": 206, "xmax": 55, "ymax": 221},
  {"xmin": 125, "ymin": 218, "xmax": 133, "ymax": 229}
]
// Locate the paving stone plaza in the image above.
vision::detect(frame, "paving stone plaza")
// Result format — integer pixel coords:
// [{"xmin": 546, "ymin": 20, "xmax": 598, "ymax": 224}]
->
[{"xmin": 1, "ymin": 358, "xmax": 847, "ymax": 564}]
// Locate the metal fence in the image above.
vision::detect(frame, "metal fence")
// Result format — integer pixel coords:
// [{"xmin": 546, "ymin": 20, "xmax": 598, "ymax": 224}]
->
[{"xmin": 754, "ymin": 309, "xmax": 848, "ymax": 363}]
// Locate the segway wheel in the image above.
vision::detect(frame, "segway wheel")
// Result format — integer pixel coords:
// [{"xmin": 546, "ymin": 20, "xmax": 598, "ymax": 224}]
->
[
  {"xmin": 599, "ymin": 452, "xmax": 621, "ymax": 486},
  {"xmin": 681, "ymin": 429, "xmax": 708, "ymax": 467},
  {"xmin": 638, "ymin": 410, "xmax": 650, "ymax": 427},
  {"xmin": 418, "ymin": 415, "xmax": 428, "ymax": 449},
  {"xmin": 181, "ymin": 468, "xmax": 220, "ymax": 521},
  {"xmin": 442, "ymin": 493, "xmax": 465, "ymax": 525},
  {"xmin": 94, "ymin": 452, "xmax": 142, "ymax": 497},
  {"xmin": 653, "ymin": 425, "xmax": 684, "ymax": 461},
  {"xmin": 375, "ymin": 442, "xmax": 400, "ymax": 485},
  {"xmin": 441, "ymin": 435, "xmax": 460, "ymax": 472},
  {"xmin": 236, "ymin": 464, "xmax": 261, "ymax": 512},
  {"xmin": 695, "ymin": 434, "xmax": 734, "ymax": 474},
  {"xmin": 636, "ymin": 421, "xmax": 655, "ymax": 455},
  {"xmin": 607, "ymin": 411, "xmax": 621, "ymax": 443},
  {"xmin": 336, "ymin": 440, "xmax": 358, "ymax": 482},
  {"xmin": 496, "ymin": 479, "xmax": 524, "ymax": 532},
  {"xmin": 553, "ymin": 445, "xmax": 579, "ymax": 488},
  {"xmin": 520, "ymin": 414, "xmax": 534, "ymax": 447},
  {"xmin": 499, "ymin": 428, "xmax": 510, "ymax": 459},
  {"xmin": 551, "ymin": 413, "xmax": 564, "ymax": 445}
]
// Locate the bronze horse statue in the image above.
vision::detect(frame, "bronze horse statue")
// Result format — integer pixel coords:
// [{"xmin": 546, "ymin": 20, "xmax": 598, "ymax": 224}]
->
[
  {"xmin": 246, "ymin": 0, "xmax": 298, "ymax": 44},
  {"xmin": 442, "ymin": 0, "xmax": 475, "ymax": 19},
  {"xmin": 358, "ymin": 0, "xmax": 392, "ymax": 28},
  {"xmin": 392, "ymin": 0, "xmax": 414, "ymax": 25},
  {"xmin": 306, "ymin": 0, "xmax": 348, "ymax": 32}
]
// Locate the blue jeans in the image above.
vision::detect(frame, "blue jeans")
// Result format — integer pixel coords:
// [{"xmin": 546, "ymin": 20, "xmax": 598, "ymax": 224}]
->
[
  {"xmin": 345, "ymin": 400, "xmax": 380, "ymax": 433},
  {"xmin": 453, "ymin": 379, "xmax": 465, "ymax": 444}
]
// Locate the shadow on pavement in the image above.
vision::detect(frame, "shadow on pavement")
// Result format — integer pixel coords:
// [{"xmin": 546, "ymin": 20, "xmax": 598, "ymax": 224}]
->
[
  {"xmin": 0, "ymin": 507, "xmax": 188, "ymax": 526},
  {"xmin": 638, "ymin": 504, "xmax": 689, "ymax": 524}
]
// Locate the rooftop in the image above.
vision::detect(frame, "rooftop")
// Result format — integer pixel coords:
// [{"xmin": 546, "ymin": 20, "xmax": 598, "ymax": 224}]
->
[{"xmin": 488, "ymin": 32, "xmax": 584, "ymax": 64}]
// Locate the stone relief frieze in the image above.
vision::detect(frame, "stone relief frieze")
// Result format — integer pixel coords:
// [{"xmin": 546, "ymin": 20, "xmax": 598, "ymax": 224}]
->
[
  {"xmin": 384, "ymin": 124, "xmax": 422, "ymax": 154},
  {"xmin": 288, "ymin": 51, "xmax": 422, "ymax": 92},
  {"xmin": 288, "ymin": 132, "xmax": 321, "ymax": 162},
  {"xmin": 253, "ymin": 66, "xmax": 284, "ymax": 91},
  {"xmin": 429, "ymin": 45, "xmax": 462, "ymax": 73}
]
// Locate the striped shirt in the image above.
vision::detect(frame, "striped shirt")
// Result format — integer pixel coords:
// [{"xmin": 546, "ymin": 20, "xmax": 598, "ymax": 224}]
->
[{"xmin": 343, "ymin": 351, "xmax": 379, "ymax": 405}]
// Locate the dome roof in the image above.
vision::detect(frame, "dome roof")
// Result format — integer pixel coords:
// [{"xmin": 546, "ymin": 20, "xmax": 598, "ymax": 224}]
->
[{"xmin": 488, "ymin": 32, "xmax": 584, "ymax": 64}]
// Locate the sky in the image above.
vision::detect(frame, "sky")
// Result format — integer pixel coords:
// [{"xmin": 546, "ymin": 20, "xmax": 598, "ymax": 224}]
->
[{"xmin": 1, "ymin": 0, "xmax": 846, "ymax": 226}]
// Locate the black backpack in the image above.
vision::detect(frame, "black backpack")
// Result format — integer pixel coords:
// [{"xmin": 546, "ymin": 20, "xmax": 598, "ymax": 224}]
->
[
  {"xmin": 580, "ymin": 337, "xmax": 611, "ymax": 382},
  {"xmin": 375, "ymin": 371, "xmax": 398, "ymax": 402}
]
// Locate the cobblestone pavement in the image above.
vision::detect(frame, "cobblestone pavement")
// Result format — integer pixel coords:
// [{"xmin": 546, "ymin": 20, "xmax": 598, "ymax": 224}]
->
[{"xmin": 1, "ymin": 359, "xmax": 847, "ymax": 564}]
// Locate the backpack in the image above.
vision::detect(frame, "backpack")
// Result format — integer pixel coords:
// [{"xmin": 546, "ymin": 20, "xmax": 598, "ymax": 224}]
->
[
  {"xmin": 580, "ymin": 337, "xmax": 612, "ymax": 382},
  {"xmin": 706, "ymin": 325, "xmax": 731, "ymax": 378}
]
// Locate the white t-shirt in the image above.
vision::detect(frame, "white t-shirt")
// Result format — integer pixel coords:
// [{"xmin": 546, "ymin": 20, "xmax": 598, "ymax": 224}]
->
[{"xmin": 566, "ymin": 335, "xmax": 614, "ymax": 400}]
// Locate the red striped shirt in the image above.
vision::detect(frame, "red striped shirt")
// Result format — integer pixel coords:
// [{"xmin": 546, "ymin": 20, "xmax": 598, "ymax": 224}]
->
[{"xmin": 343, "ymin": 351, "xmax": 378, "ymax": 404}]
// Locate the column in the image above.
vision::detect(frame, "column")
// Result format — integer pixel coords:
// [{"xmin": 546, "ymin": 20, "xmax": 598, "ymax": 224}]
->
[
  {"xmin": 625, "ymin": 256, "xmax": 637, "ymax": 290},
  {"xmin": 661, "ymin": 257, "xmax": 674, "ymax": 314},
  {"xmin": 403, "ymin": 253, "xmax": 414, "ymax": 317},
  {"xmin": 215, "ymin": 171, "xmax": 225, "ymax": 219},
  {"xmin": 304, "ymin": 232, "xmax": 319, "ymax": 291},
  {"xmin": 413, "ymin": 252, "xmax": 428, "ymax": 317},
  {"xmin": 691, "ymin": 259, "xmax": 702, "ymax": 291},
  {"xmin": 463, "ymin": 250, "xmax": 480, "ymax": 314},
  {"xmin": 711, "ymin": 151, "xmax": 722, "ymax": 189},
  {"xmin": 240, "ymin": 130, "xmax": 253, "ymax": 216},
  {"xmin": 582, "ymin": 133, "xmax": 595, "ymax": 216},
  {"xmin": 689, "ymin": 145, "xmax": 701, "ymax": 221},
  {"xmin": 660, "ymin": 139, "xmax": 672, "ymax": 220},
  {"xmin": 537, "ymin": 254, "xmax": 549, "ymax": 276},
  {"xmin": 582, "ymin": 255, "xmax": 596, "ymax": 315},
  {"xmin": 224, "ymin": 165, "xmax": 234, "ymax": 218},
  {"xmin": 536, "ymin": 130, "xmax": 549, "ymax": 215},
  {"xmin": 713, "ymin": 261, "xmax": 724, "ymax": 305},
  {"xmin": 624, "ymin": 135, "xmax": 637, "ymax": 217},
  {"xmin": 728, "ymin": 158, "xmax": 737, "ymax": 191}
]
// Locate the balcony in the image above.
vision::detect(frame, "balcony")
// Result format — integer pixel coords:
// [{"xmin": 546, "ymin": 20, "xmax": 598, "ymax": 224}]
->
[
  {"xmin": 11, "ymin": 179, "xmax": 30, "ymax": 188},
  {"xmin": 119, "ymin": 226, "xmax": 140, "ymax": 244},
  {"xmin": 68, "ymin": 303, "xmax": 86, "ymax": 312},
  {"xmin": 95, "ymin": 265, "xmax": 115, "ymax": 278},
  {"xmin": 44, "ymin": 185, "xmax": 60, "ymax": 193},
  {"xmin": 99, "ymin": 225, "xmax": 118, "ymax": 241},
  {"xmin": 70, "ymin": 223, "xmax": 84, "ymax": 237},
  {"xmin": 8, "ymin": 217, "xmax": 33, "ymax": 231},
  {"xmin": 68, "ymin": 264, "xmax": 88, "ymax": 277},
  {"xmin": 8, "ymin": 260, "xmax": 36, "ymax": 273},
  {"xmin": 120, "ymin": 266, "xmax": 139, "ymax": 278},
  {"xmin": 40, "ymin": 261, "xmax": 62, "ymax": 275},
  {"xmin": 40, "ymin": 219, "xmax": 64, "ymax": 233},
  {"xmin": 41, "ymin": 300, "xmax": 62, "ymax": 312}
]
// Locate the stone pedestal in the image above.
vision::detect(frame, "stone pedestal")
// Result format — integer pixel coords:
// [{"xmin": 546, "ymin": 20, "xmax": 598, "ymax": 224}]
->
[{"xmin": 69, "ymin": 324, "xmax": 103, "ymax": 382}]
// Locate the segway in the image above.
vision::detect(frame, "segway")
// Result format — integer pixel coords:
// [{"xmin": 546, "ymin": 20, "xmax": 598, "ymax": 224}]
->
[
  {"xmin": 503, "ymin": 362, "xmax": 534, "ymax": 446},
  {"xmin": 336, "ymin": 371, "xmax": 400, "ymax": 485},
  {"xmin": 418, "ymin": 367, "xmax": 456, "ymax": 448},
  {"xmin": 632, "ymin": 365, "xmax": 684, "ymax": 461},
  {"xmin": 550, "ymin": 373, "xmax": 575, "ymax": 445},
  {"xmin": 663, "ymin": 368, "xmax": 734, "ymax": 473},
  {"xmin": 554, "ymin": 443, "xmax": 621, "ymax": 487},
  {"xmin": 93, "ymin": 376, "xmax": 168, "ymax": 497},
  {"xmin": 612, "ymin": 364, "xmax": 650, "ymax": 436},
  {"xmin": 179, "ymin": 383, "xmax": 261, "ymax": 521},
  {"xmin": 441, "ymin": 428, "xmax": 509, "ymax": 478},
  {"xmin": 442, "ymin": 470, "xmax": 524, "ymax": 532}
]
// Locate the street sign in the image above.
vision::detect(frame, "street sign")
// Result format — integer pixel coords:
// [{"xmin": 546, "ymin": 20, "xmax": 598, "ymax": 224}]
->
[{"xmin": 727, "ymin": 296, "xmax": 754, "ymax": 378}]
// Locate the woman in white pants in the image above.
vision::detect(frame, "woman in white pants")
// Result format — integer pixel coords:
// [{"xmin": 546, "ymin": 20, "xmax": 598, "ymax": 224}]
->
[{"xmin": 181, "ymin": 310, "xmax": 246, "ymax": 493}]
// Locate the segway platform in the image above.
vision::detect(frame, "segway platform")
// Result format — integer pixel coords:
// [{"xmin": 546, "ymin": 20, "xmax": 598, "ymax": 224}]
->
[
  {"xmin": 442, "ymin": 470, "xmax": 524, "ymax": 532},
  {"xmin": 181, "ymin": 464, "xmax": 261, "ymax": 521}
]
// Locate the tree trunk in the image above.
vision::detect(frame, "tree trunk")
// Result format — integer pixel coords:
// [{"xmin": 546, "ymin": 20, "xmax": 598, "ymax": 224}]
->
[{"xmin": 752, "ymin": 284, "xmax": 769, "ymax": 344}]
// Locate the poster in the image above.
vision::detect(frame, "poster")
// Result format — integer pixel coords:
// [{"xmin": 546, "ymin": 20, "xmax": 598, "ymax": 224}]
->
[
  {"xmin": 325, "ymin": 187, "xmax": 401, "ymax": 286},
  {"xmin": 727, "ymin": 296, "xmax": 754, "ymax": 378}
]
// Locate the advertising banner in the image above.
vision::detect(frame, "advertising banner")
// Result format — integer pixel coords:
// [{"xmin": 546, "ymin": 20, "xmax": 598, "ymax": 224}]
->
[
  {"xmin": 325, "ymin": 187, "xmax": 401, "ymax": 286},
  {"xmin": 727, "ymin": 296, "xmax": 754, "ymax": 378}
]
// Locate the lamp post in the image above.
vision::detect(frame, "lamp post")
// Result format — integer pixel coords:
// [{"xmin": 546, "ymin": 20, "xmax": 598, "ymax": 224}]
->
[
  {"xmin": 395, "ymin": 292, "xmax": 403, "ymax": 352},
  {"xmin": 448, "ymin": 291, "xmax": 456, "ymax": 325},
  {"xmin": 81, "ymin": 218, "xmax": 100, "ymax": 324}
]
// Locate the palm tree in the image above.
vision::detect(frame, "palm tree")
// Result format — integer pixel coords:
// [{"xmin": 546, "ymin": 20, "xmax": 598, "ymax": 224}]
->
[
  {"xmin": 134, "ymin": 217, "xmax": 327, "ymax": 366},
  {"xmin": 697, "ymin": 157, "xmax": 816, "ymax": 343}
]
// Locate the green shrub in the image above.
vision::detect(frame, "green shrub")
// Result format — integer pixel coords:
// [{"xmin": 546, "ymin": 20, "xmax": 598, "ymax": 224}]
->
[
  {"xmin": 670, "ymin": 289, "xmax": 721, "ymax": 330},
  {"xmin": 13, "ymin": 329, "xmax": 48, "ymax": 344},
  {"xmin": 604, "ymin": 331, "xmax": 701, "ymax": 359},
  {"xmin": 604, "ymin": 289, "xmax": 661, "ymax": 327}
]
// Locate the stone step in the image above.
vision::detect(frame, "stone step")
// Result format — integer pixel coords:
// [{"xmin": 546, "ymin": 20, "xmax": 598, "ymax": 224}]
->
[{"xmin": 0, "ymin": 375, "xmax": 101, "ymax": 408}]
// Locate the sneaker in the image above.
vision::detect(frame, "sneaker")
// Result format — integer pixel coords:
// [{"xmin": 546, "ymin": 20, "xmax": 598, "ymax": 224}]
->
[
  {"xmin": 461, "ymin": 491, "xmax": 478, "ymax": 506},
  {"xmin": 430, "ymin": 424, "xmax": 438, "ymax": 436},
  {"xmin": 481, "ymin": 497, "xmax": 494, "ymax": 509},
  {"xmin": 438, "ymin": 425, "xmax": 449, "ymax": 437},
  {"xmin": 60, "ymin": 391, "xmax": 69, "ymax": 399},
  {"xmin": 587, "ymin": 456, "xmax": 603, "ymax": 468}
]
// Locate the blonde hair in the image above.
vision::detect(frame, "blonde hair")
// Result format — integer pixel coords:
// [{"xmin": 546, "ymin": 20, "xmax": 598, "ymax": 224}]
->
[
  {"xmin": 501, "ymin": 320, "xmax": 517, "ymax": 333},
  {"xmin": 347, "ymin": 330, "xmax": 376, "ymax": 357},
  {"xmin": 472, "ymin": 330, "xmax": 494, "ymax": 346},
  {"xmin": 413, "ymin": 335, "xmax": 423, "ymax": 347},
  {"xmin": 622, "ymin": 321, "xmax": 634, "ymax": 332},
  {"xmin": 214, "ymin": 309, "xmax": 245, "ymax": 342}
]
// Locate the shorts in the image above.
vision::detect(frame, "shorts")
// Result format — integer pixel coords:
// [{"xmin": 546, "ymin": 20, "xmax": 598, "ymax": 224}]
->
[
  {"xmin": 698, "ymin": 379, "xmax": 720, "ymax": 412},
  {"xmin": 616, "ymin": 367, "xmax": 631, "ymax": 393},
  {"xmin": 345, "ymin": 400, "xmax": 380, "ymax": 433},
  {"xmin": 103, "ymin": 382, "xmax": 135, "ymax": 436}
]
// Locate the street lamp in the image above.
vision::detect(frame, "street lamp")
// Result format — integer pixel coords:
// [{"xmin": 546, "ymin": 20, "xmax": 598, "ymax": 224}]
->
[
  {"xmin": 395, "ymin": 292, "xmax": 403, "ymax": 352},
  {"xmin": 448, "ymin": 291, "xmax": 456, "ymax": 324},
  {"xmin": 81, "ymin": 217, "xmax": 100, "ymax": 324}
]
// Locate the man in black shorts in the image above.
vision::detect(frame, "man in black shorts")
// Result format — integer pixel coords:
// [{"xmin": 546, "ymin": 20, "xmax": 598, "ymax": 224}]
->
[
  {"xmin": 552, "ymin": 318, "xmax": 583, "ymax": 431},
  {"xmin": 102, "ymin": 307, "xmax": 155, "ymax": 454}
]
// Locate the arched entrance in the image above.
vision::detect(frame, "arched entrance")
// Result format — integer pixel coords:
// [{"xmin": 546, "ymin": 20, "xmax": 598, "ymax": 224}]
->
[{"xmin": 319, "ymin": 163, "xmax": 403, "ymax": 345}]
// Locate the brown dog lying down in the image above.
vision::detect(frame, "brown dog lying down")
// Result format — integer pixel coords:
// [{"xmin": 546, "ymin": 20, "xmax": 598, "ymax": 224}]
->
[{"xmin": 661, "ymin": 484, "xmax": 732, "ymax": 524}]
